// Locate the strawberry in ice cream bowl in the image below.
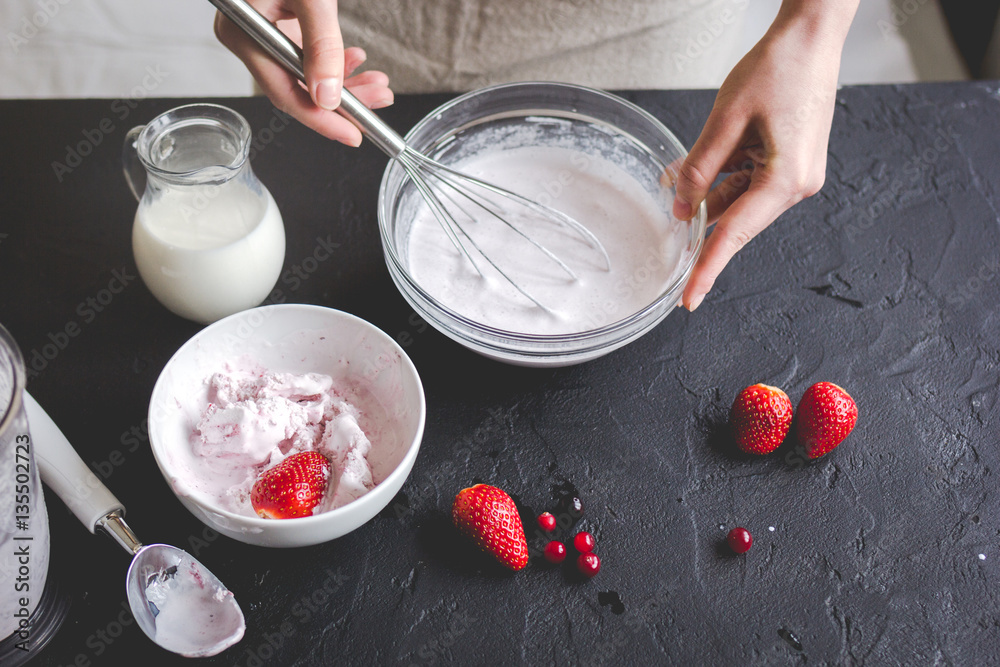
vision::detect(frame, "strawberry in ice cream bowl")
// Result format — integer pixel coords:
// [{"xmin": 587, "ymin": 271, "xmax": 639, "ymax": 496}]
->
[{"xmin": 148, "ymin": 304, "xmax": 426, "ymax": 547}]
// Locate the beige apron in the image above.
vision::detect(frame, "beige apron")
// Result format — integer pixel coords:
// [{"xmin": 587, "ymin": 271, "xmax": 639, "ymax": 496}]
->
[{"xmin": 339, "ymin": 0, "xmax": 748, "ymax": 92}]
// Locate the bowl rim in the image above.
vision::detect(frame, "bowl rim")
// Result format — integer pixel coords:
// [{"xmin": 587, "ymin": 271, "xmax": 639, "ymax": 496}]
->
[
  {"xmin": 147, "ymin": 303, "xmax": 427, "ymax": 529},
  {"xmin": 377, "ymin": 80, "xmax": 707, "ymax": 347}
]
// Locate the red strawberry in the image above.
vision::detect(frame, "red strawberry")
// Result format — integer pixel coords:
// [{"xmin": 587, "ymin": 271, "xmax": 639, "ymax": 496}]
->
[
  {"xmin": 795, "ymin": 382, "xmax": 858, "ymax": 458},
  {"xmin": 730, "ymin": 384, "xmax": 793, "ymax": 455},
  {"xmin": 250, "ymin": 451, "xmax": 331, "ymax": 519},
  {"xmin": 452, "ymin": 484, "xmax": 528, "ymax": 571}
]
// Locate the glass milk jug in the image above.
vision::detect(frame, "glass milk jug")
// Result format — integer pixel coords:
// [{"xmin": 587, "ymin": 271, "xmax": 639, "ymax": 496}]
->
[{"xmin": 123, "ymin": 104, "xmax": 286, "ymax": 324}]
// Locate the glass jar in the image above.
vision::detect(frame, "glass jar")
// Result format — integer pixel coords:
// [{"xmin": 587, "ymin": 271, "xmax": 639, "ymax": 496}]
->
[{"xmin": 0, "ymin": 323, "xmax": 65, "ymax": 664}]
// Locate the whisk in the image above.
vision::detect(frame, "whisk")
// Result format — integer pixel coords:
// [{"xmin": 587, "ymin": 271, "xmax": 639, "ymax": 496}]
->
[{"xmin": 209, "ymin": 0, "xmax": 610, "ymax": 309}]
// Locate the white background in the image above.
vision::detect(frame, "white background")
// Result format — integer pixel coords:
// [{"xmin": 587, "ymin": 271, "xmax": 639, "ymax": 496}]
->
[{"xmin": 0, "ymin": 0, "xmax": 977, "ymax": 99}]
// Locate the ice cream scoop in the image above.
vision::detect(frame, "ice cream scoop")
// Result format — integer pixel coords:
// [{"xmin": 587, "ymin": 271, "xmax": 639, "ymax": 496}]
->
[{"xmin": 24, "ymin": 392, "xmax": 245, "ymax": 657}]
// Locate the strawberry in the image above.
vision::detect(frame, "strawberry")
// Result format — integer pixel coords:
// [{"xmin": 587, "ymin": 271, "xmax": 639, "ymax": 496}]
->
[
  {"xmin": 730, "ymin": 383, "xmax": 793, "ymax": 455},
  {"xmin": 795, "ymin": 382, "xmax": 858, "ymax": 458},
  {"xmin": 250, "ymin": 451, "xmax": 331, "ymax": 519},
  {"xmin": 452, "ymin": 484, "xmax": 528, "ymax": 571}
]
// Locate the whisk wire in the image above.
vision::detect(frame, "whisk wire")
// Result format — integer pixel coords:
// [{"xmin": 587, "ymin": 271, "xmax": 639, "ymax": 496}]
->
[
  {"xmin": 400, "ymin": 153, "xmax": 555, "ymax": 311},
  {"xmin": 400, "ymin": 158, "xmax": 483, "ymax": 274},
  {"xmin": 410, "ymin": 152, "xmax": 613, "ymax": 271},
  {"xmin": 424, "ymin": 165, "xmax": 581, "ymax": 282}
]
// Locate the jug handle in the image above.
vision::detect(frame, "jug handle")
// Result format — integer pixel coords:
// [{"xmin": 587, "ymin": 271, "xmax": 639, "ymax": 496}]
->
[{"xmin": 122, "ymin": 125, "xmax": 147, "ymax": 202}]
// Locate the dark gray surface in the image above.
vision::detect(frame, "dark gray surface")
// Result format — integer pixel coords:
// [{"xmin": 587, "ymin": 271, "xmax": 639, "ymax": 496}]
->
[{"xmin": 1, "ymin": 82, "xmax": 998, "ymax": 666}]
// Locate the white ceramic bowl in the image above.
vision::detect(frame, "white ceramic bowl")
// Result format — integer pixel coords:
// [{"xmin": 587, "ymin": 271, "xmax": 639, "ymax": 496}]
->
[{"xmin": 148, "ymin": 304, "xmax": 425, "ymax": 547}]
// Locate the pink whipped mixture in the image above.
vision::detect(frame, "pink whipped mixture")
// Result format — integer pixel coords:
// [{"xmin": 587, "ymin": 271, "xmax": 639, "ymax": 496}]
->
[{"xmin": 188, "ymin": 363, "xmax": 376, "ymax": 516}]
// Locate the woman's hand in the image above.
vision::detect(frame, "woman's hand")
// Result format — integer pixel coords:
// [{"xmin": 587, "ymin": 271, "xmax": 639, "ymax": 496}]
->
[
  {"xmin": 214, "ymin": 0, "xmax": 393, "ymax": 147},
  {"xmin": 672, "ymin": 0, "xmax": 859, "ymax": 311}
]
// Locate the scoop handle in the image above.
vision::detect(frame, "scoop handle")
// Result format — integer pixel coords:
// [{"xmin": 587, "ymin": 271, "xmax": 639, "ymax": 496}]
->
[
  {"xmin": 23, "ymin": 392, "xmax": 124, "ymax": 533},
  {"xmin": 208, "ymin": 0, "xmax": 407, "ymax": 157}
]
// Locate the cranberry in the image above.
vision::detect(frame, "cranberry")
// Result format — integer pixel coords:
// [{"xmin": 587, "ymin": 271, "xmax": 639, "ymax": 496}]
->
[
  {"xmin": 577, "ymin": 552, "xmax": 601, "ymax": 578},
  {"xmin": 727, "ymin": 527, "xmax": 753, "ymax": 554},
  {"xmin": 543, "ymin": 540, "xmax": 567, "ymax": 564},
  {"xmin": 573, "ymin": 531, "xmax": 595, "ymax": 553},
  {"xmin": 537, "ymin": 512, "xmax": 557, "ymax": 532}
]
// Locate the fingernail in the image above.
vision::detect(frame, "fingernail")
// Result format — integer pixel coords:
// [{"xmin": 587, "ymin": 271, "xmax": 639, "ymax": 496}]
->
[
  {"xmin": 370, "ymin": 97, "xmax": 394, "ymax": 110},
  {"xmin": 686, "ymin": 293, "xmax": 705, "ymax": 312},
  {"xmin": 316, "ymin": 77, "xmax": 341, "ymax": 110},
  {"xmin": 674, "ymin": 196, "xmax": 692, "ymax": 220}
]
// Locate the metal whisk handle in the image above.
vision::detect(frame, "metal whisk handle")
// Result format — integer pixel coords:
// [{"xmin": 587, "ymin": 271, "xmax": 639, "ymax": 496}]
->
[{"xmin": 208, "ymin": 0, "xmax": 407, "ymax": 157}]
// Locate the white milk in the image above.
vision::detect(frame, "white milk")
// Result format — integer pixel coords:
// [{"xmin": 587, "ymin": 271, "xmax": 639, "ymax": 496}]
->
[
  {"xmin": 133, "ymin": 183, "xmax": 285, "ymax": 324},
  {"xmin": 404, "ymin": 145, "xmax": 685, "ymax": 335}
]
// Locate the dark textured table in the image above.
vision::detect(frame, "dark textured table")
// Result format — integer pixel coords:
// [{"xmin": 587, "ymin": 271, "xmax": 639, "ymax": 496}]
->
[{"xmin": 2, "ymin": 82, "xmax": 999, "ymax": 666}]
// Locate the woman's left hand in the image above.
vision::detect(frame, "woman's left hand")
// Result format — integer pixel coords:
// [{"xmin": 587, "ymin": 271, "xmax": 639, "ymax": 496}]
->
[{"xmin": 671, "ymin": 1, "xmax": 859, "ymax": 311}]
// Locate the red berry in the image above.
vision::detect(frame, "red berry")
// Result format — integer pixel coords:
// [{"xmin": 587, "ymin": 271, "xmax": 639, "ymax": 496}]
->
[
  {"xmin": 730, "ymin": 384, "xmax": 793, "ymax": 455},
  {"xmin": 250, "ymin": 451, "xmax": 330, "ymax": 519},
  {"xmin": 577, "ymin": 552, "xmax": 601, "ymax": 578},
  {"xmin": 452, "ymin": 484, "xmax": 529, "ymax": 571},
  {"xmin": 727, "ymin": 527, "xmax": 752, "ymax": 554},
  {"xmin": 795, "ymin": 382, "xmax": 858, "ymax": 458},
  {"xmin": 537, "ymin": 512, "xmax": 556, "ymax": 532},
  {"xmin": 543, "ymin": 540, "xmax": 567, "ymax": 564},
  {"xmin": 573, "ymin": 531, "xmax": 595, "ymax": 553}
]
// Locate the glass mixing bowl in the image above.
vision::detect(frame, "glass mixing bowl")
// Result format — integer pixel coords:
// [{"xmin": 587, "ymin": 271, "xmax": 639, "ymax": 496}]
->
[{"xmin": 378, "ymin": 82, "xmax": 706, "ymax": 367}]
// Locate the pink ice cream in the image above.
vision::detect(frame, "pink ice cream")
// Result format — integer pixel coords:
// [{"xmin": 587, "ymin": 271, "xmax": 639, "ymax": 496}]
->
[{"xmin": 187, "ymin": 363, "xmax": 376, "ymax": 516}]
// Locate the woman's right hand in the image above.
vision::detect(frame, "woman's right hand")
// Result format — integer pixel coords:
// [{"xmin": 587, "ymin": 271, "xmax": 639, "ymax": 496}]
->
[{"xmin": 214, "ymin": 0, "xmax": 394, "ymax": 147}]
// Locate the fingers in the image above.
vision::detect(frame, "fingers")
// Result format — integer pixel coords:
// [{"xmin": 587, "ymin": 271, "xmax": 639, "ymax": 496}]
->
[
  {"xmin": 343, "ymin": 48, "xmax": 394, "ymax": 108},
  {"xmin": 720, "ymin": 150, "xmax": 762, "ymax": 175},
  {"xmin": 216, "ymin": 9, "xmax": 392, "ymax": 147},
  {"xmin": 345, "ymin": 60, "xmax": 390, "ymax": 90},
  {"xmin": 343, "ymin": 46, "xmax": 367, "ymax": 78},
  {"xmin": 287, "ymin": 74, "xmax": 368, "ymax": 145},
  {"xmin": 346, "ymin": 80, "xmax": 394, "ymax": 110},
  {"xmin": 293, "ymin": 0, "xmax": 345, "ymax": 111},
  {"xmin": 660, "ymin": 156, "xmax": 684, "ymax": 188},
  {"xmin": 672, "ymin": 110, "xmax": 745, "ymax": 222},
  {"xmin": 682, "ymin": 172, "xmax": 792, "ymax": 311},
  {"xmin": 704, "ymin": 168, "xmax": 753, "ymax": 225}
]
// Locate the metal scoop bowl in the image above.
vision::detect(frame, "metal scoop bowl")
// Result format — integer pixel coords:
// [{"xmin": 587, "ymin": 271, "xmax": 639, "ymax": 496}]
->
[
  {"xmin": 24, "ymin": 392, "xmax": 245, "ymax": 657},
  {"xmin": 126, "ymin": 543, "xmax": 245, "ymax": 657}
]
